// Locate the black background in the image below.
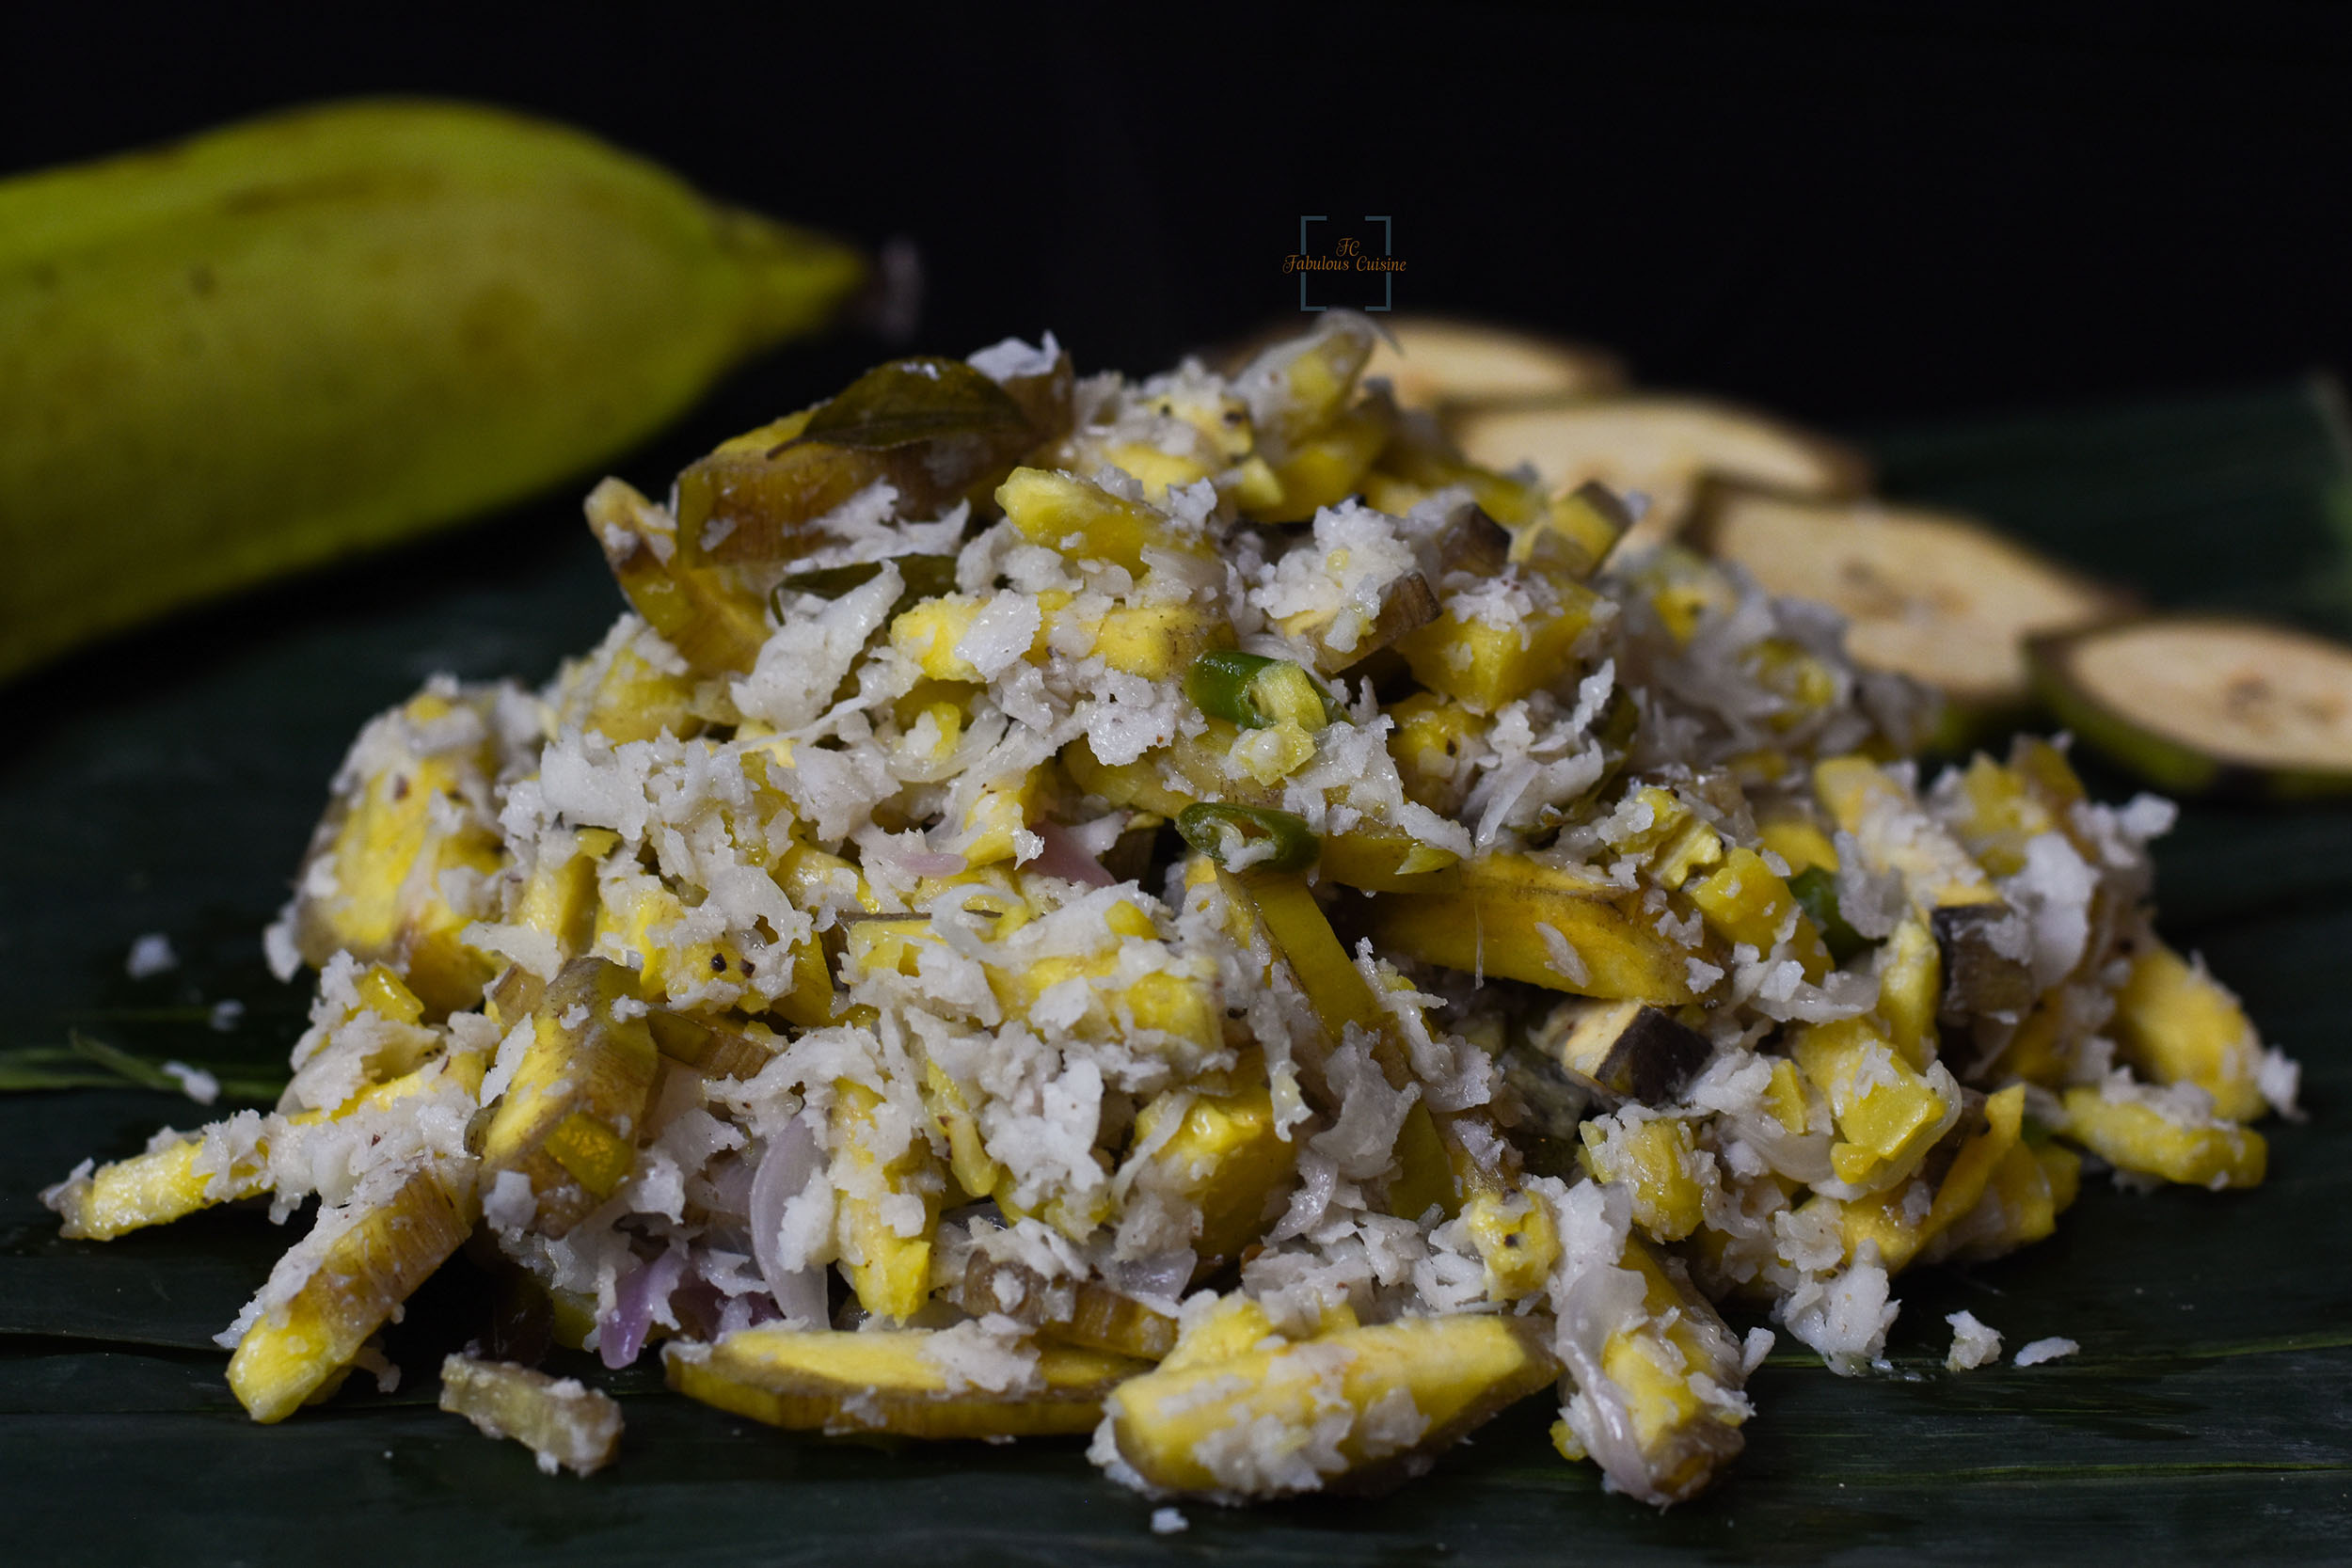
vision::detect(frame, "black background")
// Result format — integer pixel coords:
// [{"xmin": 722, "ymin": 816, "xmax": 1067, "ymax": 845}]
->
[
  {"xmin": 8, "ymin": 0, "xmax": 2352, "ymax": 719},
  {"xmin": 10, "ymin": 0, "xmax": 2352, "ymax": 429}
]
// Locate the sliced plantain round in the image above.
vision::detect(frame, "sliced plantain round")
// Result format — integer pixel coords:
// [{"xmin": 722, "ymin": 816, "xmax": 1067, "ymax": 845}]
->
[
  {"xmin": 2028, "ymin": 616, "xmax": 2352, "ymax": 798},
  {"xmin": 1214, "ymin": 313, "xmax": 1623, "ymax": 415},
  {"xmin": 1446, "ymin": 395, "xmax": 1869, "ymax": 556},
  {"xmin": 1692, "ymin": 483, "xmax": 2129, "ymax": 721},
  {"xmin": 1359, "ymin": 315, "xmax": 1626, "ymax": 412}
]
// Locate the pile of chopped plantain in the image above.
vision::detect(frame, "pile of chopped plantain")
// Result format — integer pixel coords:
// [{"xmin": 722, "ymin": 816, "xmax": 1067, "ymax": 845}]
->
[{"xmin": 42, "ymin": 314, "xmax": 2301, "ymax": 1506}]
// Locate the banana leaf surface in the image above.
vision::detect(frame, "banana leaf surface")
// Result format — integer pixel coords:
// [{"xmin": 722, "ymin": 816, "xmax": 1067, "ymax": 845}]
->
[{"xmin": 3, "ymin": 378, "xmax": 2349, "ymax": 1565}]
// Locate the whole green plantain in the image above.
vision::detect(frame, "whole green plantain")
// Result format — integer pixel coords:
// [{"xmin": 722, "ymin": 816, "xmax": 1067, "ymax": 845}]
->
[{"xmin": 0, "ymin": 98, "xmax": 868, "ymax": 680}]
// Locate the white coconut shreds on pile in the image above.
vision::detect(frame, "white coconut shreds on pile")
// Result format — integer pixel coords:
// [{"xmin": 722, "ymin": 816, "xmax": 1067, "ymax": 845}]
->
[{"xmin": 44, "ymin": 313, "xmax": 2296, "ymax": 1513}]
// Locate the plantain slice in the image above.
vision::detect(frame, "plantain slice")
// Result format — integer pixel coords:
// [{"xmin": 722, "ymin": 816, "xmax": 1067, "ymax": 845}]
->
[
  {"xmin": 954, "ymin": 1255, "xmax": 1181, "ymax": 1361},
  {"xmin": 1361, "ymin": 852, "xmax": 1710, "ymax": 1005},
  {"xmin": 586, "ymin": 476, "xmax": 770, "ymax": 677},
  {"xmin": 1694, "ymin": 485, "xmax": 2127, "ymax": 714},
  {"xmin": 53, "ymin": 1048, "xmax": 481, "ymax": 1241},
  {"xmin": 641, "ymin": 1006, "xmax": 780, "ymax": 1082},
  {"xmin": 665, "ymin": 1327, "xmax": 1147, "ymax": 1439},
  {"xmin": 478, "ymin": 957, "xmax": 662, "ymax": 1238},
  {"xmin": 438, "ymin": 1353, "xmax": 624, "ymax": 1476},
  {"xmin": 1530, "ymin": 998, "xmax": 1711, "ymax": 1107},
  {"xmin": 1447, "ymin": 397, "xmax": 1868, "ymax": 554},
  {"xmin": 228, "ymin": 1165, "xmax": 476, "ymax": 1422},
  {"xmin": 1106, "ymin": 1311, "xmax": 1560, "ymax": 1499},
  {"xmin": 2028, "ymin": 616, "xmax": 2352, "ymax": 798},
  {"xmin": 1360, "ymin": 316, "xmax": 1626, "ymax": 413}
]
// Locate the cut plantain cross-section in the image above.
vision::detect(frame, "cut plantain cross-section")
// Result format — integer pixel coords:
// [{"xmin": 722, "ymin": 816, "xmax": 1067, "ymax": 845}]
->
[
  {"xmin": 1693, "ymin": 484, "xmax": 2129, "ymax": 724},
  {"xmin": 1448, "ymin": 397, "xmax": 1870, "ymax": 556},
  {"xmin": 1360, "ymin": 315, "xmax": 1627, "ymax": 413},
  {"xmin": 2028, "ymin": 615, "xmax": 2352, "ymax": 797}
]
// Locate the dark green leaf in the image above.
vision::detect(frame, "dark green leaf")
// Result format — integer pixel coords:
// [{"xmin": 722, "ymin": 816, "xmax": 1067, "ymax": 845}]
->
[
  {"xmin": 771, "ymin": 554, "xmax": 962, "ymax": 623},
  {"xmin": 796, "ymin": 356, "xmax": 1033, "ymax": 451}
]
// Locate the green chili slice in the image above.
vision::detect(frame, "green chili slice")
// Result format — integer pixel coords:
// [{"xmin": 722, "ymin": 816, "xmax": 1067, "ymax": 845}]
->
[
  {"xmin": 1787, "ymin": 863, "xmax": 1871, "ymax": 963},
  {"xmin": 1184, "ymin": 650, "xmax": 1343, "ymax": 730},
  {"xmin": 1176, "ymin": 802, "xmax": 1321, "ymax": 874}
]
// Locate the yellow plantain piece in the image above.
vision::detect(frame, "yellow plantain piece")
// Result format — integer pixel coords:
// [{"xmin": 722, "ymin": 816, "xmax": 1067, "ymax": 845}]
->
[
  {"xmin": 1277, "ymin": 571, "xmax": 1439, "ymax": 677},
  {"xmin": 891, "ymin": 590, "xmax": 1060, "ymax": 683},
  {"xmin": 953, "ymin": 766, "xmax": 1050, "ymax": 869},
  {"xmin": 1058, "ymin": 735, "xmax": 1460, "ymax": 894},
  {"xmin": 0, "ymin": 99, "xmax": 865, "ymax": 680},
  {"xmin": 586, "ymin": 478, "xmax": 770, "ymax": 677},
  {"xmin": 1524, "ymin": 482, "xmax": 1634, "ymax": 578},
  {"xmin": 1534, "ymin": 997, "xmax": 1712, "ymax": 1106},
  {"xmin": 1395, "ymin": 578, "xmax": 1604, "ymax": 714},
  {"xmin": 52, "ymin": 1137, "xmax": 230, "ymax": 1243},
  {"xmin": 1791, "ymin": 1016, "xmax": 1959, "ymax": 1192},
  {"xmin": 1236, "ymin": 309, "xmax": 1380, "ymax": 454},
  {"xmin": 980, "ymin": 899, "xmax": 1221, "ymax": 1056},
  {"xmin": 956, "ymin": 1254, "xmax": 1181, "ymax": 1362},
  {"xmin": 53, "ymin": 1047, "xmax": 480, "ymax": 1241},
  {"xmin": 1256, "ymin": 398, "xmax": 1396, "ymax": 522},
  {"xmin": 1359, "ymin": 440, "xmax": 1548, "ymax": 546},
  {"xmin": 1579, "ymin": 1115, "xmax": 1708, "ymax": 1243},
  {"xmin": 830, "ymin": 1079, "xmax": 944, "ymax": 1323},
  {"xmin": 666, "ymin": 1327, "xmax": 1146, "ymax": 1439},
  {"xmin": 1213, "ymin": 871, "xmax": 1435, "ymax": 1158},
  {"xmin": 1363, "ymin": 851, "xmax": 1706, "ymax": 1004},
  {"xmin": 1459, "ymin": 1182, "xmax": 1562, "ymax": 1301},
  {"xmin": 1126, "ymin": 1050, "xmax": 1297, "ymax": 1264},
  {"xmin": 592, "ymin": 865, "xmax": 804, "ymax": 1019},
  {"xmin": 1085, "ymin": 600, "xmax": 1235, "ymax": 682},
  {"xmin": 1552, "ymin": 1234, "xmax": 1753, "ymax": 1507},
  {"xmin": 555, "ymin": 626, "xmax": 702, "ymax": 746},
  {"xmin": 1756, "ymin": 808, "xmax": 1839, "ymax": 878},
  {"xmin": 919, "ymin": 1059, "xmax": 1003, "ymax": 1204},
  {"xmin": 2059, "ymin": 1084, "xmax": 2265, "ymax": 1189},
  {"xmin": 1823, "ymin": 1085, "xmax": 2026, "ymax": 1272},
  {"xmin": 1813, "ymin": 756, "xmax": 2001, "ymax": 911},
  {"xmin": 501, "ymin": 827, "xmax": 618, "ymax": 974},
  {"xmin": 1214, "ymin": 865, "xmax": 1518, "ymax": 1228},
  {"xmin": 1614, "ymin": 785, "xmax": 1725, "ymax": 888},
  {"xmin": 1105, "ymin": 1307, "xmax": 1559, "ymax": 1498},
  {"xmin": 1388, "ymin": 692, "xmax": 1485, "ymax": 815},
  {"xmin": 641, "ymin": 1007, "xmax": 782, "ymax": 1083},
  {"xmin": 1876, "ymin": 917, "xmax": 1943, "ymax": 1070},
  {"xmin": 1945, "ymin": 748, "xmax": 2074, "ymax": 878},
  {"xmin": 1924, "ymin": 1138, "xmax": 2082, "ymax": 1266},
  {"xmin": 477, "ymin": 957, "xmax": 662, "ymax": 1237},
  {"xmin": 438, "ymin": 1353, "xmax": 624, "ymax": 1476},
  {"xmin": 287, "ymin": 687, "xmax": 506, "ymax": 1015},
  {"xmin": 228, "ymin": 1164, "xmax": 477, "ymax": 1423},
  {"xmin": 1685, "ymin": 847, "xmax": 1834, "ymax": 982},
  {"xmin": 2108, "ymin": 942, "xmax": 2268, "ymax": 1123},
  {"xmin": 998, "ymin": 467, "xmax": 1210, "ymax": 575}
]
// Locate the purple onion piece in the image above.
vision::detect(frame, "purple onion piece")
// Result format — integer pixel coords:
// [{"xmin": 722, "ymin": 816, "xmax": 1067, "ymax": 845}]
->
[
  {"xmin": 600, "ymin": 1245, "xmax": 687, "ymax": 1370},
  {"xmin": 749, "ymin": 1115, "xmax": 829, "ymax": 1326},
  {"xmin": 901, "ymin": 849, "xmax": 969, "ymax": 879},
  {"xmin": 1031, "ymin": 821, "xmax": 1117, "ymax": 888}
]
